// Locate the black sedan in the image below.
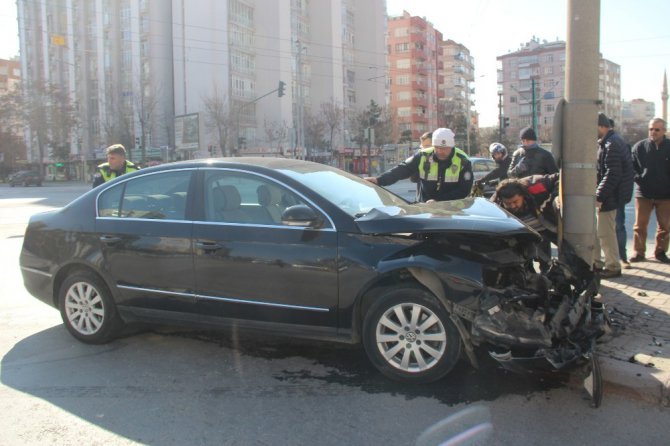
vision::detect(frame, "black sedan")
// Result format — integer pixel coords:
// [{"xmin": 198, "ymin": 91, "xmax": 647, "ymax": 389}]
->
[
  {"xmin": 9, "ymin": 170, "xmax": 43, "ymax": 187},
  {"xmin": 20, "ymin": 158, "xmax": 605, "ymax": 383}
]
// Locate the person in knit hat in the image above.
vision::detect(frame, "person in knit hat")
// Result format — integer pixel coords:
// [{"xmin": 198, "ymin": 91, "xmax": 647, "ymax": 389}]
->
[{"xmin": 507, "ymin": 126, "xmax": 558, "ymax": 178}]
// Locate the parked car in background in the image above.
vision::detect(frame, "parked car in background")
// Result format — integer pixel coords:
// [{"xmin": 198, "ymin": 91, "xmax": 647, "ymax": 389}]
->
[
  {"xmin": 20, "ymin": 158, "xmax": 605, "ymax": 383},
  {"xmin": 469, "ymin": 157, "xmax": 498, "ymax": 197},
  {"xmin": 9, "ymin": 170, "xmax": 43, "ymax": 187}
]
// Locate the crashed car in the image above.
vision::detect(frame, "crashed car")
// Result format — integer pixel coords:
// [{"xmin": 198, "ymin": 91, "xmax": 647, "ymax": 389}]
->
[{"xmin": 20, "ymin": 158, "xmax": 606, "ymax": 383}]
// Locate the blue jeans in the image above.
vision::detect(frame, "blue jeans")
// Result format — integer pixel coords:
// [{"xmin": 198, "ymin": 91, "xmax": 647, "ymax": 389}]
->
[{"xmin": 616, "ymin": 204, "xmax": 627, "ymax": 261}]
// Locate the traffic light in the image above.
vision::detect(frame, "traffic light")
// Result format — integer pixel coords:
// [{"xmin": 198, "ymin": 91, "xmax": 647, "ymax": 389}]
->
[
  {"xmin": 135, "ymin": 136, "xmax": 140, "ymax": 147},
  {"xmin": 503, "ymin": 117, "xmax": 510, "ymax": 128},
  {"xmin": 208, "ymin": 144, "xmax": 213, "ymax": 155},
  {"xmin": 278, "ymin": 80, "xmax": 286, "ymax": 97}
]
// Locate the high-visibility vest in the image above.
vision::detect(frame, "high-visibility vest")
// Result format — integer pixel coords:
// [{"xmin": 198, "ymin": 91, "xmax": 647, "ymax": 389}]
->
[
  {"xmin": 418, "ymin": 147, "xmax": 467, "ymax": 183},
  {"xmin": 97, "ymin": 160, "xmax": 138, "ymax": 182}
]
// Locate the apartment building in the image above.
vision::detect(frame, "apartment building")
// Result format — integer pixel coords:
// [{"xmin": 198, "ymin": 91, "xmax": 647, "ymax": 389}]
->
[
  {"xmin": 621, "ymin": 98, "xmax": 655, "ymax": 142},
  {"xmin": 18, "ymin": 0, "xmax": 174, "ymax": 171},
  {"xmin": 440, "ymin": 39, "xmax": 475, "ymax": 152},
  {"xmin": 173, "ymin": 0, "xmax": 386, "ymax": 158},
  {"xmin": 497, "ymin": 37, "xmax": 621, "ymax": 143},
  {"xmin": 0, "ymin": 58, "xmax": 21, "ymax": 94},
  {"xmin": 387, "ymin": 11, "xmax": 441, "ymax": 141},
  {"xmin": 0, "ymin": 58, "xmax": 22, "ymax": 171},
  {"xmin": 18, "ymin": 0, "xmax": 386, "ymax": 166}
]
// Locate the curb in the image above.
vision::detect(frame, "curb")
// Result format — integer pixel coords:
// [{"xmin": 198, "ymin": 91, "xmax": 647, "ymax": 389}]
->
[{"xmin": 599, "ymin": 355, "xmax": 670, "ymax": 406}]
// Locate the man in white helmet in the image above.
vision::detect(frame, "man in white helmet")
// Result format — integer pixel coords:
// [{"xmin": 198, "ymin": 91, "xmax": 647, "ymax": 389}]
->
[
  {"xmin": 476, "ymin": 142, "xmax": 511, "ymax": 187},
  {"xmin": 365, "ymin": 128, "xmax": 473, "ymax": 202}
]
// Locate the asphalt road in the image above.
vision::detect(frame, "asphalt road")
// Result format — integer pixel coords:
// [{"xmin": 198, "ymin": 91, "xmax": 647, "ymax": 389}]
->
[{"xmin": 0, "ymin": 182, "xmax": 666, "ymax": 446}]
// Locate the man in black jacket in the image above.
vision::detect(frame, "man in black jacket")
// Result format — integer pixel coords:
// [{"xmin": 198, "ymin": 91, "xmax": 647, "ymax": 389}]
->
[
  {"xmin": 508, "ymin": 127, "xmax": 558, "ymax": 178},
  {"xmin": 630, "ymin": 117, "xmax": 670, "ymax": 263},
  {"xmin": 594, "ymin": 113, "xmax": 634, "ymax": 278}
]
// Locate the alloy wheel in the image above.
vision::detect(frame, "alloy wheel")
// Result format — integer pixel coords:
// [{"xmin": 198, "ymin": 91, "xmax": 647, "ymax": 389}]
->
[
  {"xmin": 64, "ymin": 281, "xmax": 106, "ymax": 335},
  {"xmin": 375, "ymin": 302, "xmax": 447, "ymax": 372}
]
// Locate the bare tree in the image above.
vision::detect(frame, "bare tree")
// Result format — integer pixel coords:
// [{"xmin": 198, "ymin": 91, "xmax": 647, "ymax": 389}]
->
[
  {"xmin": 19, "ymin": 82, "xmax": 77, "ymax": 175},
  {"xmin": 303, "ymin": 108, "xmax": 327, "ymax": 158},
  {"xmin": 349, "ymin": 100, "xmax": 394, "ymax": 148},
  {"xmin": 136, "ymin": 83, "xmax": 162, "ymax": 161},
  {"xmin": 102, "ymin": 94, "xmax": 134, "ymax": 152},
  {"xmin": 320, "ymin": 99, "xmax": 343, "ymax": 158},
  {"xmin": 202, "ymin": 87, "xmax": 234, "ymax": 157},
  {"xmin": 263, "ymin": 119, "xmax": 288, "ymax": 156}
]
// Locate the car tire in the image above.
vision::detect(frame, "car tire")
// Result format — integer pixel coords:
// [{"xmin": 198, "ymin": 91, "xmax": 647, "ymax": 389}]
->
[
  {"xmin": 362, "ymin": 286, "xmax": 462, "ymax": 383},
  {"xmin": 58, "ymin": 271, "xmax": 122, "ymax": 344}
]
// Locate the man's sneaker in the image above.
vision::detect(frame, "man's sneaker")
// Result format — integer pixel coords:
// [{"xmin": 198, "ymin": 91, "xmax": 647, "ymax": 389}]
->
[
  {"xmin": 655, "ymin": 252, "xmax": 670, "ymax": 263},
  {"xmin": 599, "ymin": 269, "xmax": 622, "ymax": 279},
  {"xmin": 629, "ymin": 254, "xmax": 645, "ymax": 263},
  {"xmin": 621, "ymin": 260, "xmax": 631, "ymax": 269}
]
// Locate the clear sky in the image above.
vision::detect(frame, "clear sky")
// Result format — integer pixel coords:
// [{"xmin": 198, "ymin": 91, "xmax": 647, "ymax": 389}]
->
[
  {"xmin": 1, "ymin": 1, "xmax": 668, "ymax": 127},
  {"xmin": 387, "ymin": 0, "xmax": 670, "ymax": 126}
]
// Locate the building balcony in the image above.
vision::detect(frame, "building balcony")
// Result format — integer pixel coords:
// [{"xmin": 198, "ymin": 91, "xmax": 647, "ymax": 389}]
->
[
  {"xmin": 412, "ymin": 97, "xmax": 428, "ymax": 107},
  {"xmin": 411, "ymin": 82, "xmax": 427, "ymax": 90}
]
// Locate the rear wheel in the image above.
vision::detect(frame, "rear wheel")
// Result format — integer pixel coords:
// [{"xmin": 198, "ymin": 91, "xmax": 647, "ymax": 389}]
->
[
  {"xmin": 58, "ymin": 271, "xmax": 122, "ymax": 344},
  {"xmin": 362, "ymin": 286, "xmax": 462, "ymax": 383}
]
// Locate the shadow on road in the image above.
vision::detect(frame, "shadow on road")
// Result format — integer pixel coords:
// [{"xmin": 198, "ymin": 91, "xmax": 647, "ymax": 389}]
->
[{"xmin": 1, "ymin": 322, "xmax": 577, "ymax": 442}]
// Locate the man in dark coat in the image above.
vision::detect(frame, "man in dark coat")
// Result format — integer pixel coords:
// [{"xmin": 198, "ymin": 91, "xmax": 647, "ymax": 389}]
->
[
  {"xmin": 594, "ymin": 113, "xmax": 634, "ymax": 278},
  {"xmin": 630, "ymin": 117, "xmax": 670, "ymax": 263},
  {"xmin": 508, "ymin": 127, "xmax": 558, "ymax": 178}
]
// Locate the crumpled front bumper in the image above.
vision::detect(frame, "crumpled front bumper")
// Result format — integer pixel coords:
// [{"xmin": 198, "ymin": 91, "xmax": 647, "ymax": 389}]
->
[{"xmin": 470, "ymin": 259, "xmax": 609, "ymax": 372}]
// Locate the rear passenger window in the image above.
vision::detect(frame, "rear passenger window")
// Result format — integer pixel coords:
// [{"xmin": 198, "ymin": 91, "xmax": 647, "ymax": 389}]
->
[{"xmin": 97, "ymin": 171, "xmax": 192, "ymax": 220}]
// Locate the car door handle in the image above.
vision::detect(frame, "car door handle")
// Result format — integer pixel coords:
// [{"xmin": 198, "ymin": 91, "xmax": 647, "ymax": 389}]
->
[
  {"xmin": 100, "ymin": 235, "xmax": 122, "ymax": 244},
  {"xmin": 195, "ymin": 241, "xmax": 223, "ymax": 251}
]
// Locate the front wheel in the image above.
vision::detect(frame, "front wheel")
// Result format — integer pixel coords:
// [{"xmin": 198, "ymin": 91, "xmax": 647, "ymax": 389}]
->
[
  {"xmin": 58, "ymin": 271, "xmax": 122, "ymax": 344},
  {"xmin": 362, "ymin": 286, "xmax": 462, "ymax": 383}
]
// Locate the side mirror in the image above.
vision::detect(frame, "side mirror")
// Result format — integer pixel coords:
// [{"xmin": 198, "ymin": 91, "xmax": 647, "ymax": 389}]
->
[{"xmin": 281, "ymin": 204, "xmax": 321, "ymax": 227}]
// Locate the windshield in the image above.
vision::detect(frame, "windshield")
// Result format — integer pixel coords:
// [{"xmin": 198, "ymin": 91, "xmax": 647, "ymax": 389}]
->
[{"xmin": 279, "ymin": 166, "xmax": 408, "ymax": 217}]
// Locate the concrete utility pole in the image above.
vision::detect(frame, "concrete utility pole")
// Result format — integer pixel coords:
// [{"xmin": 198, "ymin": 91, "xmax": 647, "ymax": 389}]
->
[{"xmin": 560, "ymin": 0, "xmax": 600, "ymax": 265}]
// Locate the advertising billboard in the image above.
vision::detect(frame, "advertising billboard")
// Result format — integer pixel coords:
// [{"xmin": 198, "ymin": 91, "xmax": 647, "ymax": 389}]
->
[{"xmin": 174, "ymin": 113, "xmax": 200, "ymax": 151}]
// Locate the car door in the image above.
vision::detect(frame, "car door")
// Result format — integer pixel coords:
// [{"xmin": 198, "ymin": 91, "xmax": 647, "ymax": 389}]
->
[
  {"xmin": 95, "ymin": 169, "xmax": 197, "ymax": 320},
  {"xmin": 193, "ymin": 168, "xmax": 339, "ymax": 330}
]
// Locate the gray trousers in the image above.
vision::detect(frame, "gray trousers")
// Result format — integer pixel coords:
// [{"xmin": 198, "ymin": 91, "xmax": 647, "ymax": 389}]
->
[{"xmin": 595, "ymin": 208, "xmax": 620, "ymax": 271}]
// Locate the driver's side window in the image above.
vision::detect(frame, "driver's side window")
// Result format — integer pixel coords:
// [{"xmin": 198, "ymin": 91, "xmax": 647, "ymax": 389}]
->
[{"xmin": 203, "ymin": 170, "xmax": 326, "ymax": 227}]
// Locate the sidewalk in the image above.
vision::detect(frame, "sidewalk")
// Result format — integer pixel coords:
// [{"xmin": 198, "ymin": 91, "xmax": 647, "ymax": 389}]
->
[{"xmin": 596, "ymin": 258, "xmax": 670, "ymax": 406}]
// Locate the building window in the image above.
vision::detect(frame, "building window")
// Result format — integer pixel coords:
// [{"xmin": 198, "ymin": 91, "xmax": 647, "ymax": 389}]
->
[
  {"xmin": 396, "ymin": 91, "xmax": 411, "ymax": 101},
  {"xmin": 395, "ymin": 42, "xmax": 409, "ymax": 53},
  {"xmin": 396, "ymin": 75, "xmax": 410, "ymax": 85},
  {"xmin": 394, "ymin": 27, "xmax": 408, "ymax": 37},
  {"xmin": 544, "ymin": 66, "xmax": 554, "ymax": 75},
  {"xmin": 398, "ymin": 107, "xmax": 411, "ymax": 117},
  {"xmin": 396, "ymin": 58, "xmax": 410, "ymax": 69},
  {"xmin": 510, "ymin": 96, "xmax": 517, "ymax": 103}
]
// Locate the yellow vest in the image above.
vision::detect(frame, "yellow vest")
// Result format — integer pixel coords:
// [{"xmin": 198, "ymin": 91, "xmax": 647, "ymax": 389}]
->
[
  {"xmin": 98, "ymin": 161, "xmax": 138, "ymax": 182},
  {"xmin": 418, "ymin": 147, "xmax": 467, "ymax": 183}
]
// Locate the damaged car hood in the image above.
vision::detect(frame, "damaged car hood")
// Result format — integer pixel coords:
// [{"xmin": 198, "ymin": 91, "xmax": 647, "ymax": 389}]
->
[{"xmin": 355, "ymin": 197, "xmax": 537, "ymax": 236}]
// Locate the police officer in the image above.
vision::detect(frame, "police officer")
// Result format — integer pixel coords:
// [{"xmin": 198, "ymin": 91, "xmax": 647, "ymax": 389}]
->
[
  {"xmin": 92, "ymin": 144, "xmax": 139, "ymax": 188},
  {"xmin": 365, "ymin": 128, "xmax": 473, "ymax": 202}
]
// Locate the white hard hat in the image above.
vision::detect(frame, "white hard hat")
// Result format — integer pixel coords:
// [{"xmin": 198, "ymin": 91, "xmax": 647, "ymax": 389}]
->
[{"xmin": 432, "ymin": 128, "xmax": 455, "ymax": 147}]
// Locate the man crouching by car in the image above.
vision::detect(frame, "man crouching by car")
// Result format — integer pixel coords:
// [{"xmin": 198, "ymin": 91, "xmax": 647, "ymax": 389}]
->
[{"xmin": 491, "ymin": 173, "xmax": 560, "ymax": 272}]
